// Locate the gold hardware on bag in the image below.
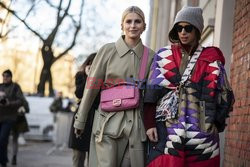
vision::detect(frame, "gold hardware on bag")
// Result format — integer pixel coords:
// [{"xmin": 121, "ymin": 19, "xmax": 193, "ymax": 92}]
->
[{"xmin": 113, "ymin": 99, "xmax": 121, "ymax": 106}]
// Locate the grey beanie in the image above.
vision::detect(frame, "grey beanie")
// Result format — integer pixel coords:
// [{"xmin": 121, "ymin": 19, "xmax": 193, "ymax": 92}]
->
[{"xmin": 169, "ymin": 6, "xmax": 204, "ymax": 42}]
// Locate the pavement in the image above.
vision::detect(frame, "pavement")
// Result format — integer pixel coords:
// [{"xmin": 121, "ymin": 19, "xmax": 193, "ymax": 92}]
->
[{"xmin": 7, "ymin": 140, "xmax": 73, "ymax": 167}]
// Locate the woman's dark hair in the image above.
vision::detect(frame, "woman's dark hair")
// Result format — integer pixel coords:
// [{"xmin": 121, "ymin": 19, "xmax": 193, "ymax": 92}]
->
[
  {"xmin": 2, "ymin": 69, "xmax": 12, "ymax": 77},
  {"xmin": 78, "ymin": 52, "xmax": 97, "ymax": 77},
  {"xmin": 168, "ymin": 24, "xmax": 201, "ymax": 44}
]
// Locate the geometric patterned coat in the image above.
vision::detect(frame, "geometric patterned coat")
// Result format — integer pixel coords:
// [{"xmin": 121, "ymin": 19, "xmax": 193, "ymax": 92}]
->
[{"xmin": 144, "ymin": 44, "xmax": 234, "ymax": 167}]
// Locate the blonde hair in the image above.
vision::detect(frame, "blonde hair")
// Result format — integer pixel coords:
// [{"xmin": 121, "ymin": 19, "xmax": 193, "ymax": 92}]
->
[{"xmin": 121, "ymin": 6, "xmax": 146, "ymax": 30}]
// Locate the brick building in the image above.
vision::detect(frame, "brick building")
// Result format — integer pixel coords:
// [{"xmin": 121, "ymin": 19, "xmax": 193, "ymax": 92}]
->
[{"xmin": 224, "ymin": 0, "xmax": 250, "ymax": 166}]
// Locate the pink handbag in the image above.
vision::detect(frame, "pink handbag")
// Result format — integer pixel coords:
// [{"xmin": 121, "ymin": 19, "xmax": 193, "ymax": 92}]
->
[
  {"xmin": 100, "ymin": 47, "xmax": 149, "ymax": 112},
  {"xmin": 100, "ymin": 82, "xmax": 140, "ymax": 112}
]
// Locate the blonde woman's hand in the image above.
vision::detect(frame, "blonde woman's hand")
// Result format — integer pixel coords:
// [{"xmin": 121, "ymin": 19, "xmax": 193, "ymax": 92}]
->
[
  {"xmin": 146, "ymin": 127, "xmax": 158, "ymax": 142},
  {"xmin": 74, "ymin": 128, "xmax": 83, "ymax": 139}
]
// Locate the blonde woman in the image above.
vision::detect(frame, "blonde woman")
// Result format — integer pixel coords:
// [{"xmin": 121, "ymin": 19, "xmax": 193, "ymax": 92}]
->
[{"xmin": 74, "ymin": 6, "xmax": 155, "ymax": 167}]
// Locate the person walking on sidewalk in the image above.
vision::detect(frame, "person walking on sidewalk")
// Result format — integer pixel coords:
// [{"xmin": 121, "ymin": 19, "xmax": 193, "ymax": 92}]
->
[
  {"xmin": 11, "ymin": 95, "xmax": 29, "ymax": 165},
  {"xmin": 0, "ymin": 69, "xmax": 25, "ymax": 167},
  {"xmin": 144, "ymin": 6, "xmax": 235, "ymax": 167},
  {"xmin": 49, "ymin": 91, "xmax": 63, "ymax": 115},
  {"xmin": 68, "ymin": 52, "xmax": 99, "ymax": 167},
  {"xmin": 74, "ymin": 6, "xmax": 155, "ymax": 167}
]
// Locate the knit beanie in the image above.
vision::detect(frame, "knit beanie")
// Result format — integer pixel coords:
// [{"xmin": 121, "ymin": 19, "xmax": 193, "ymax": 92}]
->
[{"xmin": 169, "ymin": 6, "xmax": 204, "ymax": 42}]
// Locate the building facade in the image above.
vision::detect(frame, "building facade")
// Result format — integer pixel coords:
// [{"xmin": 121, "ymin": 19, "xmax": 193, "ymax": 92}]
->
[{"xmin": 224, "ymin": 0, "xmax": 250, "ymax": 166}]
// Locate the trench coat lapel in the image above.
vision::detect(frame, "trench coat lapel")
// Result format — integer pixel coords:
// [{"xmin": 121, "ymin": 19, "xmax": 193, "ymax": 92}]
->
[{"xmin": 115, "ymin": 36, "xmax": 144, "ymax": 59}]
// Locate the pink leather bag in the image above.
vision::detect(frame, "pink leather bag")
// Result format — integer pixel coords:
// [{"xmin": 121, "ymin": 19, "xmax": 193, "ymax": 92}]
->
[
  {"xmin": 100, "ymin": 82, "xmax": 140, "ymax": 112},
  {"xmin": 100, "ymin": 47, "xmax": 149, "ymax": 112}
]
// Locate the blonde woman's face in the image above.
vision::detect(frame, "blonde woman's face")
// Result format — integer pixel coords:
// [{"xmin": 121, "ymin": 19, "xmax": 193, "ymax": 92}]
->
[{"xmin": 122, "ymin": 13, "xmax": 145, "ymax": 40}]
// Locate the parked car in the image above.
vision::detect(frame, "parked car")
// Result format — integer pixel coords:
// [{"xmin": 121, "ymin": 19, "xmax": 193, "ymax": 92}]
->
[
  {"xmin": 24, "ymin": 96, "xmax": 76, "ymax": 141},
  {"xmin": 24, "ymin": 96, "xmax": 55, "ymax": 141}
]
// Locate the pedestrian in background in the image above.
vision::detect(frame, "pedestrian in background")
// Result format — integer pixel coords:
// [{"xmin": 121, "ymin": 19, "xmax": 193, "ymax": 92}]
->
[
  {"xmin": 49, "ymin": 91, "xmax": 63, "ymax": 114},
  {"xmin": 0, "ymin": 69, "xmax": 25, "ymax": 167},
  {"xmin": 49, "ymin": 91, "xmax": 64, "ymax": 124},
  {"xmin": 68, "ymin": 52, "xmax": 99, "ymax": 167},
  {"xmin": 74, "ymin": 6, "xmax": 155, "ymax": 167},
  {"xmin": 11, "ymin": 95, "xmax": 29, "ymax": 165},
  {"xmin": 144, "ymin": 6, "xmax": 234, "ymax": 167}
]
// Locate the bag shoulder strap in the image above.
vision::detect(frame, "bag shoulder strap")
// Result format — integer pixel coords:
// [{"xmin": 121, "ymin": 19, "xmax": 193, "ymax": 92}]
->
[
  {"xmin": 138, "ymin": 46, "xmax": 149, "ymax": 80},
  {"xmin": 180, "ymin": 45, "xmax": 203, "ymax": 84}
]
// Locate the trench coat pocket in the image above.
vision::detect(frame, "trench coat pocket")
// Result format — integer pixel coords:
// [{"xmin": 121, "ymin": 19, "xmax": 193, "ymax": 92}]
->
[{"xmin": 92, "ymin": 108, "xmax": 125, "ymax": 142}]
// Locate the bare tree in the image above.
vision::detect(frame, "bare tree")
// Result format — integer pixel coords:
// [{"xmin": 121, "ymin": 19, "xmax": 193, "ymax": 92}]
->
[
  {"xmin": 0, "ymin": 0, "xmax": 15, "ymax": 41},
  {"xmin": 0, "ymin": 0, "xmax": 84, "ymax": 96}
]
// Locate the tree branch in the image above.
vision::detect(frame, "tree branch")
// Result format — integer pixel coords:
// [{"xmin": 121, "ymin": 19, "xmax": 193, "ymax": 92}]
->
[
  {"xmin": 56, "ymin": 0, "xmax": 63, "ymax": 20},
  {"xmin": 0, "ymin": 2, "xmax": 44, "ymax": 41},
  {"xmin": 44, "ymin": 0, "xmax": 58, "ymax": 9},
  {"xmin": 0, "ymin": 29, "xmax": 11, "ymax": 40},
  {"xmin": 24, "ymin": 0, "xmax": 42, "ymax": 20},
  {"xmin": 46, "ymin": 0, "xmax": 72, "ymax": 45},
  {"xmin": 54, "ymin": 23, "xmax": 80, "ymax": 62},
  {"xmin": 0, "ymin": 0, "xmax": 13, "ymax": 39},
  {"xmin": 54, "ymin": 0, "xmax": 84, "ymax": 62}
]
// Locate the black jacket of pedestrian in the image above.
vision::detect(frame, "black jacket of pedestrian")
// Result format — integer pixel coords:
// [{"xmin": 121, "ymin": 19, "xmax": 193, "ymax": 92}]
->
[
  {"xmin": 0, "ymin": 82, "xmax": 24, "ymax": 122},
  {"xmin": 68, "ymin": 72, "xmax": 99, "ymax": 151}
]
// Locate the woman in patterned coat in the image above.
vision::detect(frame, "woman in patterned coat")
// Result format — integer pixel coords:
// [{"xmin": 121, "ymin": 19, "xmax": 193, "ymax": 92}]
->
[{"xmin": 144, "ymin": 6, "xmax": 234, "ymax": 167}]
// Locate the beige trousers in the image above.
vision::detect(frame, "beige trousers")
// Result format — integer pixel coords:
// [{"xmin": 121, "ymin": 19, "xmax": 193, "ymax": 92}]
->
[{"xmin": 72, "ymin": 149, "xmax": 86, "ymax": 167}]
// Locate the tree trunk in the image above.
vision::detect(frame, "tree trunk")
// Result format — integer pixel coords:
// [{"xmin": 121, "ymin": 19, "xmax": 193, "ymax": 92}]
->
[
  {"xmin": 37, "ymin": 65, "xmax": 54, "ymax": 96},
  {"xmin": 37, "ymin": 44, "xmax": 55, "ymax": 96}
]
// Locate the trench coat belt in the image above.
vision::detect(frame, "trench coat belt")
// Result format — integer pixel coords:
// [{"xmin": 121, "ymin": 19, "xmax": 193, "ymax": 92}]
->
[{"xmin": 95, "ymin": 112, "xmax": 115, "ymax": 143}]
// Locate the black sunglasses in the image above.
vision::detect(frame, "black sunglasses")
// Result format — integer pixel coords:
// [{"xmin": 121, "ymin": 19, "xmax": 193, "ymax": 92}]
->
[{"xmin": 176, "ymin": 25, "xmax": 194, "ymax": 33}]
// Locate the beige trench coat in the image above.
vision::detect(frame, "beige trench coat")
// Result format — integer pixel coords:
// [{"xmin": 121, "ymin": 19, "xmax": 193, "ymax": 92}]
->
[{"xmin": 74, "ymin": 36, "xmax": 154, "ymax": 167}]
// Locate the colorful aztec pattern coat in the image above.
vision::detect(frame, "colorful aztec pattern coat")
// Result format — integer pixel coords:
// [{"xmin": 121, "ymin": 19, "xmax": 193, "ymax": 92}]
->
[{"xmin": 144, "ymin": 44, "xmax": 234, "ymax": 167}]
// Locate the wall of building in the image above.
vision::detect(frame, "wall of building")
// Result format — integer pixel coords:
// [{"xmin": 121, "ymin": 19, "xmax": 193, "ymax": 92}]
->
[
  {"xmin": 146, "ymin": 0, "xmax": 177, "ymax": 51},
  {"xmin": 224, "ymin": 0, "xmax": 250, "ymax": 166},
  {"xmin": 211, "ymin": 1, "xmax": 236, "ymax": 167}
]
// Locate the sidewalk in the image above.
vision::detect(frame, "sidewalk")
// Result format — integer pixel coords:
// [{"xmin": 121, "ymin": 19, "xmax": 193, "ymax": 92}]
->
[{"xmin": 8, "ymin": 140, "xmax": 72, "ymax": 167}]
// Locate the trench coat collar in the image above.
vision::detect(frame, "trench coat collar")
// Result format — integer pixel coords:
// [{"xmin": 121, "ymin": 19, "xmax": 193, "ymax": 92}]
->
[{"xmin": 115, "ymin": 35, "xmax": 144, "ymax": 58}]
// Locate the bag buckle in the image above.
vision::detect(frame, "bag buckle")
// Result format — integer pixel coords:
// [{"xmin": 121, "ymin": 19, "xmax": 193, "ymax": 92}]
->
[{"xmin": 113, "ymin": 99, "xmax": 121, "ymax": 107}]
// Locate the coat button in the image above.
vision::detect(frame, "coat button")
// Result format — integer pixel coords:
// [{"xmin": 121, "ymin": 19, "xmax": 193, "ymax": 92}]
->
[
  {"xmin": 130, "ymin": 145, "xmax": 134, "ymax": 148},
  {"xmin": 130, "ymin": 75, "xmax": 133, "ymax": 78},
  {"xmin": 130, "ymin": 51, "xmax": 134, "ymax": 55}
]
